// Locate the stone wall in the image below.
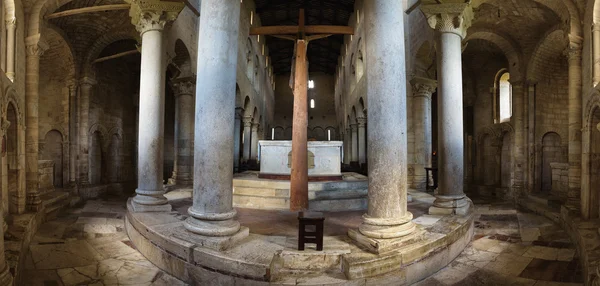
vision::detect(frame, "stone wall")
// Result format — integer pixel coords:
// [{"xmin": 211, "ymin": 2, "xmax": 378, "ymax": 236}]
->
[{"xmin": 550, "ymin": 162, "xmax": 569, "ymax": 200}]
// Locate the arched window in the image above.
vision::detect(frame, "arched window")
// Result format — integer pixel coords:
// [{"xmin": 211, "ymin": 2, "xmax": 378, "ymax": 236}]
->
[
  {"xmin": 495, "ymin": 71, "xmax": 512, "ymax": 123},
  {"xmin": 310, "ymin": 99, "xmax": 315, "ymax": 109}
]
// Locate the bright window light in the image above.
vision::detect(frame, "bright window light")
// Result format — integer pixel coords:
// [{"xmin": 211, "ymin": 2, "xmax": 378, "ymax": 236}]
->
[
  {"xmin": 310, "ymin": 99, "xmax": 315, "ymax": 109},
  {"xmin": 308, "ymin": 80, "xmax": 315, "ymax": 89}
]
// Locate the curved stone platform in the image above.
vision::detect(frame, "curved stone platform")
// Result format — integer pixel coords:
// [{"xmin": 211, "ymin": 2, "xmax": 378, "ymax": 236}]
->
[{"xmin": 125, "ymin": 190, "xmax": 473, "ymax": 285}]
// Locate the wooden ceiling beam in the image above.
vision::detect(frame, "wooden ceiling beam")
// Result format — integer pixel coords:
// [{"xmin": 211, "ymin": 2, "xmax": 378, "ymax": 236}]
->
[
  {"xmin": 250, "ymin": 25, "xmax": 353, "ymax": 35},
  {"xmin": 45, "ymin": 4, "xmax": 130, "ymax": 20}
]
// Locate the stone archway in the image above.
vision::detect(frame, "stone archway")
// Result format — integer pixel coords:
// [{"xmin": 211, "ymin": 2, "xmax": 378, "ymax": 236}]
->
[
  {"xmin": 42, "ymin": 130, "xmax": 64, "ymax": 188},
  {"xmin": 590, "ymin": 108, "xmax": 600, "ymax": 218},
  {"xmin": 541, "ymin": 132, "xmax": 564, "ymax": 194}
]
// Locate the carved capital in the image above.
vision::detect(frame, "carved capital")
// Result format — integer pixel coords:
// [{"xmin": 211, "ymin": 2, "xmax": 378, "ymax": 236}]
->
[
  {"xmin": 5, "ymin": 17, "xmax": 16, "ymax": 29},
  {"xmin": 126, "ymin": 0, "xmax": 184, "ymax": 34},
  {"xmin": 170, "ymin": 76, "xmax": 195, "ymax": 96},
  {"xmin": 420, "ymin": 3, "xmax": 473, "ymax": 39},
  {"xmin": 79, "ymin": 77, "xmax": 97, "ymax": 87},
  {"xmin": 564, "ymin": 47, "xmax": 582, "ymax": 64},
  {"xmin": 251, "ymin": 123, "xmax": 260, "ymax": 132},
  {"xmin": 25, "ymin": 35, "xmax": 48, "ymax": 58},
  {"xmin": 350, "ymin": 123, "xmax": 358, "ymax": 130},
  {"xmin": 243, "ymin": 116, "xmax": 253, "ymax": 126},
  {"xmin": 410, "ymin": 77, "xmax": 437, "ymax": 99},
  {"xmin": 357, "ymin": 117, "xmax": 367, "ymax": 127}
]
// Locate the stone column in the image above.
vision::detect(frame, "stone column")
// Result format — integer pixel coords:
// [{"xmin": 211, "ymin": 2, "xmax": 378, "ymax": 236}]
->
[
  {"xmin": 512, "ymin": 82, "xmax": 526, "ymax": 197},
  {"xmin": 233, "ymin": 108, "xmax": 243, "ymax": 172},
  {"xmin": 24, "ymin": 35, "xmax": 48, "ymax": 211},
  {"xmin": 127, "ymin": 0, "xmax": 184, "ymax": 212},
  {"xmin": 242, "ymin": 116, "xmax": 252, "ymax": 163},
  {"xmin": 409, "ymin": 77, "xmax": 437, "ymax": 189},
  {"xmin": 78, "ymin": 77, "xmax": 96, "ymax": 185},
  {"xmin": 351, "ymin": 123, "xmax": 358, "ymax": 164},
  {"xmin": 170, "ymin": 76, "xmax": 195, "ymax": 185},
  {"xmin": 184, "ymin": 0, "xmax": 248, "ymax": 242},
  {"xmin": 566, "ymin": 45, "xmax": 582, "ymax": 209},
  {"xmin": 349, "ymin": 0, "xmax": 416, "ymax": 253},
  {"xmin": 357, "ymin": 117, "xmax": 367, "ymax": 165},
  {"xmin": 594, "ymin": 24, "xmax": 600, "ymax": 86},
  {"xmin": 68, "ymin": 83, "xmax": 78, "ymax": 186},
  {"xmin": 5, "ymin": 18, "xmax": 16, "ymax": 82},
  {"xmin": 250, "ymin": 123, "xmax": 259, "ymax": 161},
  {"xmin": 344, "ymin": 127, "xmax": 352, "ymax": 164},
  {"xmin": 421, "ymin": 2, "xmax": 473, "ymax": 215},
  {"xmin": 0, "ymin": 204, "xmax": 12, "ymax": 285}
]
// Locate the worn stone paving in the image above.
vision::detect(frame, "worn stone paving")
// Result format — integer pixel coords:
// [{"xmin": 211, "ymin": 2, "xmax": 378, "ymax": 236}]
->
[
  {"xmin": 414, "ymin": 196, "xmax": 584, "ymax": 286},
  {"xmin": 21, "ymin": 193, "xmax": 585, "ymax": 285}
]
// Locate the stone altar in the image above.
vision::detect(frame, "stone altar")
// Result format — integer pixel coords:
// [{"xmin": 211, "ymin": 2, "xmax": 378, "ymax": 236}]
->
[{"xmin": 258, "ymin": 140, "xmax": 343, "ymax": 180}]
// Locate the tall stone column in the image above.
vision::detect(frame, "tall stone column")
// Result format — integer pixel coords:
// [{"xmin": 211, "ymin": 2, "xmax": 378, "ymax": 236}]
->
[
  {"xmin": 184, "ymin": 0, "xmax": 248, "ymax": 242},
  {"xmin": 593, "ymin": 24, "xmax": 600, "ymax": 86},
  {"xmin": 233, "ymin": 108, "xmax": 243, "ymax": 172},
  {"xmin": 357, "ymin": 117, "xmax": 367, "ymax": 165},
  {"xmin": 0, "ymin": 204, "xmax": 12, "ymax": 285},
  {"xmin": 170, "ymin": 76, "xmax": 195, "ymax": 185},
  {"xmin": 78, "ymin": 77, "xmax": 96, "ymax": 185},
  {"xmin": 421, "ymin": 2, "xmax": 473, "ymax": 215},
  {"xmin": 410, "ymin": 77, "xmax": 436, "ymax": 190},
  {"xmin": 512, "ymin": 82, "xmax": 526, "ymax": 196},
  {"xmin": 250, "ymin": 123, "xmax": 259, "ymax": 161},
  {"xmin": 5, "ymin": 18, "xmax": 16, "ymax": 81},
  {"xmin": 242, "ymin": 116, "xmax": 252, "ymax": 163},
  {"xmin": 344, "ymin": 127, "xmax": 352, "ymax": 164},
  {"xmin": 566, "ymin": 45, "xmax": 582, "ymax": 209},
  {"xmin": 349, "ymin": 0, "xmax": 416, "ymax": 253},
  {"xmin": 68, "ymin": 83, "xmax": 78, "ymax": 186},
  {"xmin": 351, "ymin": 123, "xmax": 358, "ymax": 163},
  {"xmin": 25, "ymin": 35, "xmax": 48, "ymax": 211},
  {"xmin": 127, "ymin": 0, "xmax": 184, "ymax": 212}
]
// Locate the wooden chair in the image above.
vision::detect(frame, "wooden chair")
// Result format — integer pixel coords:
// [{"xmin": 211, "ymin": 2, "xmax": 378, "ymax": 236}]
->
[{"xmin": 298, "ymin": 211, "xmax": 325, "ymax": 251}]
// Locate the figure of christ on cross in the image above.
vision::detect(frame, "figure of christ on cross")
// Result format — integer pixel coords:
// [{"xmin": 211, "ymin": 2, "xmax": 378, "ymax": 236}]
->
[{"xmin": 250, "ymin": 9, "xmax": 353, "ymax": 211}]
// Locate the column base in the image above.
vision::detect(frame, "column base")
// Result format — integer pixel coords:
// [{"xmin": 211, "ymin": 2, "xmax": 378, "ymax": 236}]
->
[
  {"xmin": 0, "ymin": 264, "xmax": 12, "ymax": 286},
  {"xmin": 348, "ymin": 227, "xmax": 424, "ymax": 254},
  {"xmin": 429, "ymin": 195, "xmax": 471, "ymax": 215},
  {"xmin": 183, "ymin": 208, "xmax": 249, "ymax": 251},
  {"xmin": 348, "ymin": 212, "xmax": 420, "ymax": 254},
  {"xmin": 131, "ymin": 189, "xmax": 172, "ymax": 212}
]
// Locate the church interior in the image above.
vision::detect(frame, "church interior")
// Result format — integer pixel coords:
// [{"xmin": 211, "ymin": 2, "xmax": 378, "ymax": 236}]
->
[{"xmin": 0, "ymin": 0, "xmax": 596, "ymax": 285}]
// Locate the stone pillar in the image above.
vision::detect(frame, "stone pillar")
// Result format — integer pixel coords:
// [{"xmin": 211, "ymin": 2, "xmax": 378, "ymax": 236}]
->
[
  {"xmin": 78, "ymin": 77, "xmax": 95, "ymax": 185},
  {"xmin": 68, "ymin": 83, "xmax": 78, "ymax": 186},
  {"xmin": 344, "ymin": 127, "xmax": 352, "ymax": 164},
  {"xmin": 24, "ymin": 35, "xmax": 48, "ymax": 211},
  {"xmin": 409, "ymin": 77, "xmax": 436, "ymax": 190},
  {"xmin": 421, "ymin": 2, "xmax": 473, "ymax": 215},
  {"xmin": 348, "ymin": 0, "xmax": 416, "ymax": 253},
  {"xmin": 184, "ymin": 0, "xmax": 248, "ymax": 243},
  {"xmin": 0, "ymin": 204, "xmax": 12, "ymax": 285},
  {"xmin": 594, "ymin": 24, "xmax": 600, "ymax": 86},
  {"xmin": 512, "ymin": 82, "xmax": 526, "ymax": 197},
  {"xmin": 250, "ymin": 123, "xmax": 259, "ymax": 161},
  {"xmin": 566, "ymin": 45, "xmax": 582, "ymax": 209},
  {"xmin": 242, "ymin": 116, "xmax": 252, "ymax": 163},
  {"xmin": 233, "ymin": 108, "xmax": 243, "ymax": 172},
  {"xmin": 127, "ymin": 0, "xmax": 184, "ymax": 212},
  {"xmin": 170, "ymin": 76, "xmax": 195, "ymax": 185},
  {"xmin": 5, "ymin": 18, "xmax": 16, "ymax": 82},
  {"xmin": 357, "ymin": 117, "xmax": 367, "ymax": 165},
  {"xmin": 351, "ymin": 123, "xmax": 358, "ymax": 163}
]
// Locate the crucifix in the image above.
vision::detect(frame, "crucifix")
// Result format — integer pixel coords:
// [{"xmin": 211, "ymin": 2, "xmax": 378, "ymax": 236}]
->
[{"xmin": 250, "ymin": 9, "xmax": 353, "ymax": 211}]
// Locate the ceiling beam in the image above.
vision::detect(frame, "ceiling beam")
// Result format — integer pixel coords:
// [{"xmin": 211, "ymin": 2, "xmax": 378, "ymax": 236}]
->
[
  {"xmin": 250, "ymin": 25, "xmax": 353, "ymax": 35},
  {"xmin": 93, "ymin": 49, "xmax": 139, "ymax": 64},
  {"xmin": 45, "ymin": 4, "xmax": 130, "ymax": 20}
]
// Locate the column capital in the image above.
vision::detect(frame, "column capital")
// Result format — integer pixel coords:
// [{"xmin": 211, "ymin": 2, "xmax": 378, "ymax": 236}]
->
[
  {"xmin": 564, "ymin": 46, "xmax": 582, "ymax": 63},
  {"xmin": 5, "ymin": 17, "xmax": 15, "ymax": 30},
  {"xmin": 357, "ymin": 117, "xmax": 367, "ymax": 127},
  {"xmin": 420, "ymin": 3, "xmax": 473, "ymax": 39},
  {"xmin": 243, "ymin": 116, "xmax": 253, "ymax": 126},
  {"xmin": 350, "ymin": 123, "xmax": 358, "ymax": 130},
  {"xmin": 25, "ymin": 35, "xmax": 49, "ymax": 58},
  {"xmin": 594, "ymin": 24, "xmax": 600, "ymax": 32},
  {"xmin": 79, "ymin": 77, "xmax": 97, "ymax": 86},
  {"xmin": 251, "ymin": 123, "xmax": 260, "ymax": 131},
  {"xmin": 125, "ymin": 0, "xmax": 184, "ymax": 34},
  {"xmin": 171, "ymin": 76, "xmax": 195, "ymax": 96},
  {"xmin": 410, "ymin": 76, "xmax": 437, "ymax": 98}
]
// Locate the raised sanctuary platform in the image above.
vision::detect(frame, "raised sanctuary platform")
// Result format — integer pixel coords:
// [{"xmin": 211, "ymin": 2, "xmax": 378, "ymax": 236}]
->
[
  {"xmin": 125, "ymin": 190, "xmax": 474, "ymax": 285},
  {"xmin": 258, "ymin": 140, "xmax": 343, "ymax": 180}
]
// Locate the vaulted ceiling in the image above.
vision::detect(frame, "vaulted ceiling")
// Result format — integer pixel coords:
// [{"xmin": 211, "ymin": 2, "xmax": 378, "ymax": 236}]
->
[{"xmin": 254, "ymin": 0, "xmax": 356, "ymax": 75}]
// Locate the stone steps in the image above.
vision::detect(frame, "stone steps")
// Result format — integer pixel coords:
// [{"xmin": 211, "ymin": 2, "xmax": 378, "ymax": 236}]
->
[{"xmin": 40, "ymin": 190, "xmax": 70, "ymax": 219}]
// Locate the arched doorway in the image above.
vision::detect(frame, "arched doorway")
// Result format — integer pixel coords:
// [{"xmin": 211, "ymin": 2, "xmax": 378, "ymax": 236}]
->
[
  {"xmin": 42, "ymin": 130, "xmax": 63, "ymax": 188},
  {"xmin": 541, "ymin": 132, "xmax": 564, "ymax": 194},
  {"xmin": 90, "ymin": 131, "xmax": 103, "ymax": 185},
  {"xmin": 500, "ymin": 133, "xmax": 513, "ymax": 188},
  {"xmin": 590, "ymin": 108, "xmax": 600, "ymax": 218}
]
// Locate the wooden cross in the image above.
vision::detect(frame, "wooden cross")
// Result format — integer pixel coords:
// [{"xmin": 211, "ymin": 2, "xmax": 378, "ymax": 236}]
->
[{"xmin": 250, "ymin": 9, "xmax": 353, "ymax": 211}]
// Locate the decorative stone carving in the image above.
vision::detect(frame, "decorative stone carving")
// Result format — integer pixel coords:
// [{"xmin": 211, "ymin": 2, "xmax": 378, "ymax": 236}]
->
[
  {"xmin": 243, "ymin": 116, "xmax": 253, "ymax": 127},
  {"xmin": 420, "ymin": 3, "xmax": 473, "ymax": 39},
  {"xmin": 410, "ymin": 77, "xmax": 437, "ymax": 99},
  {"xmin": 125, "ymin": 0, "xmax": 184, "ymax": 34},
  {"xmin": 25, "ymin": 39, "xmax": 49, "ymax": 58},
  {"xmin": 170, "ymin": 76, "xmax": 195, "ymax": 96},
  {"xmin": 5, "ymin": 17, "xmax": 15, "ymax": 29},
  {"xmin": 564, "ymin": 47, "xmax": 582, "ymax": 63},
  {"xmin": 357, "ymin": 117, "xmax": 367, "ymax": 128}
]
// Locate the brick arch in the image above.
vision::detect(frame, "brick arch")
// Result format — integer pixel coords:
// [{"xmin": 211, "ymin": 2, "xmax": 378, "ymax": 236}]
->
[
  {"xmin": 466, "ymin": 28, "xmax": 524, "ymax": 81},
  {"xmin": 526, "ymin": 25, "xmax": 568, "ymax": 82},
  {"xmin": 81, "ymin": 29, "xmax": 139, "ymax": 78}
]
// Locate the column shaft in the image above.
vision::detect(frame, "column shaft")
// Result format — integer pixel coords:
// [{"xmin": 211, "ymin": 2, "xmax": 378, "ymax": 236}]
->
[
  {"xmin": 250, "ymin": 123, "xmax": 259, "ymax": 161},
  {"xmin": 351, "ymin": 124, "xmax": 358, "ymax": 163},
  {"xmin": 344, "ymin": 128, "xmax": 352, "ymax": 164},
  {"xmin": 184, "ymin": 0, "xmax": 243, "ymax": 236},
  {"xmin": 242, "ymin": 117, "xmax": 252, "ymax": 163},
  {"xmin": 594, "ymin": 24, "xmax": 600, "ymax": 86},
  {"xmin": 68, "ymin": 84, "xmax": 78, "ymax": 185},
  {"xmin": 512, "ymin": 83, "xmax": 526, "ymax": 196},
  {"xmin": 5, "ymin": 18, "xmax": 16, "ymax": 81},
  {"xmin": 566, "ymin": 47, "xmax": 582, "ymax": 208},
  {"xmin": 171, "ymin": 78, "xmax": 195, "ymax": 185},
  {"xmin": 233, "ymin": 108, "xmax": 243, "ymax": 172},
  {"xmin": 357, "ymin": 118, "xmax": 366, "ymax": 165},
  {"xmin": 409, "ymin": 77, "xmax": 436, "ymax": 190},
  {"xmin": 78, "ymin": 78, "xmax": 95, "ymax": 185},
  {"xmin": 355, "ymin": 0, "xmax": 415, "ymax": 240}
]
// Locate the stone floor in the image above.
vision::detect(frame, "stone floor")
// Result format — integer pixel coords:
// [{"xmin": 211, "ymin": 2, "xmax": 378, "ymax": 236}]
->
[{"xmin": 20, "ymin": 192, "xmax": 585, "ymax": 285}]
